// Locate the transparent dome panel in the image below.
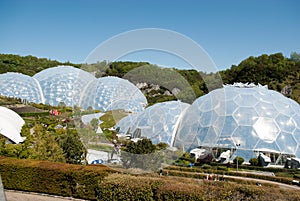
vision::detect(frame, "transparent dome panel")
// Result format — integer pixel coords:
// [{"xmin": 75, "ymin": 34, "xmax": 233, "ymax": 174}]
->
[
  {"xmin": 80, "ymin": 76, "xmax": 147, "ymax": 113},
  {"xmin": 0, "ymin": 73, "xmax": 44, "ymax": 104},
  {"xmin": 33, "ymin": 66, "xmax": 96, "ymax": 106}
]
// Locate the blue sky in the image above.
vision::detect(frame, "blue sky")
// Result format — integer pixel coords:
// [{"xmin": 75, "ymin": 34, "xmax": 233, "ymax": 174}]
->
[{"xmin": 0, "ymin": 0, "xmax": 299, "ymax": 71}]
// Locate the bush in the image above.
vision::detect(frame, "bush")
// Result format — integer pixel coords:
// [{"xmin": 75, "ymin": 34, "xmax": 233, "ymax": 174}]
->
[
  {"xmin": 233, "ymin": 156, "xmax": 244, "ymax": 165},
  {"xmin": 0, "ymin": 157, "xmax": 114, "ymax": 200},
  {"xmin": 249, "ymin": 158, "xmax": 259, "ymax": 166},
  {"xmin": 202, "ymin": 164, "xmax": 212, "ymax": 169},
  {"xmin": 1, "ymin": 157, "xmax": 299, "ymax": 201}
]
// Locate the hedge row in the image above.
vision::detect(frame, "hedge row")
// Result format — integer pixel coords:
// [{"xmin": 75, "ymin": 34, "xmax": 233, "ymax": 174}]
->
[
  {"xmin": 98, "ymin": 173, "xmax": 300, "ymax": 201},
  {"xmin": 19, "ymin": 112, "xmax": 50, "ymax": 117},
  {"xmin": 165, "ymin": 166, "xmax": 293, "ymax": 185},
  {"xmin": 1, "ymin": 157, "xmax": 299, "ymax": 201},
  {"xmin": 0, "ymin": 156, "xmax": 115, "ymax": 200}
]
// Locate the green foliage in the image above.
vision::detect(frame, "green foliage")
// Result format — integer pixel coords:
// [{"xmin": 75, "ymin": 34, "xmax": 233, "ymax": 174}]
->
[
  {"xmin": 105, "ymin": 61, "xmax": 150, "ymax": 77},
  {"xmin": 121, "ymin": 139, "xmax": 163, "ymax": 171},
  {"xmin": 290, "ymin": 52, "xmax": 300, "ymax": 62},
  {"xmin": 32, "ymin": 125, "xmax": 66, "ymax": 162},
  {"xmin": 233, "ymin": 156, "xmax": 245, "ymax": 165},
  {"xmin": 156, "ymin": 142, "xmax": 168, "ymax": 150},
  {"xmin": 100, "ymin": 110, "xmax": 128, "ymax": 130},
  {"xmin": 2, "ymin": 52, "xmax": 300, "ymax": 105},
  {"xmin": 0, "ymin": 54, "xmax": 80, "ymax": 76},
  {"xmin": 249, "ymin": 158, "xmax": 259, "ymax": 166},
  {"xmin": 59, "ymin": 129, "xmax": 87, "ymax": 164},
  {"xmin": 124, "ymin": 138, "xmax": 156, "ymax": 154},
  {"xmin": 0, "ymin": 125, "xmax": 33, "ymax": 159},
  {"xmin": 0, "ymin": 157, "xmax": 113, "ymax": 200},
  {"xmin": 1, "ymin": 157, "xmax": 300, "ymax": 200},
  {"xmin": 202, "ymin": 164, "xmax": 212, "ymax": 169},
  {"xmin": 90, "ymin": 118, "xmax": 99, "ymax": 131}
]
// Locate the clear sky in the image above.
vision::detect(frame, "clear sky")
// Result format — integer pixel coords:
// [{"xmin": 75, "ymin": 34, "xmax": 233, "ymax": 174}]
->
[{"xmin": 0, "ymin": 0, "xmax": 299, "ymax": 71}]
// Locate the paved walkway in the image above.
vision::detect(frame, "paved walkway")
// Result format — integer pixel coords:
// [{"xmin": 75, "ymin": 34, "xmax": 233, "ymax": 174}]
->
[
  {"xmin": 4, "ymin": 191, "xmax": 87, "ymax": 201},
  {"xmin": 223, "ymin": 174, "xmax": 300, "ymax": 190}
]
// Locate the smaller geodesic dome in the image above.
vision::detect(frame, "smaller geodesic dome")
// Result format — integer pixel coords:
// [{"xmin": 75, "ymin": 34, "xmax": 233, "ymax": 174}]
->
[
  {"xmin": 116, "ymin": 101, "xmax": 190, "ymax": 145},
  {"xmin": 0, "ymin": 72, "xmax": 45, "ymax": 104},
  {"xmin": 0, "ymin": 106, "xmax": 25, "ymax": 143},
  {"xmin": 174, "ymin": 83, "xmax": 300, "ymax": 162},
  {"xmin": 33, "ymin": 66, "xmax": 96, "ymax": 106},
  {"xmin": 79, "ymin": 76, "xmax": 147, "ymax": 113}
]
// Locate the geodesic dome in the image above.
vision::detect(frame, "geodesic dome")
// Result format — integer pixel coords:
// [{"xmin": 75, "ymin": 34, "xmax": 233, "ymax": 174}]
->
[
  {"xmin": 0, "ymin": 106, "xmax": 25, "ymax": 144},
  {"xmin": 174, "ymin": 83, "xmax": 300, "ymax": 161},
  {"xmin": 0, "ymin": 72, "xmax": 44, "ymax": 104},
  {"xmin": 79, "ymin": 76, "xmax": 147, "ymax": 113},
  {"xmin": 116, "ymin": 101, "xmax": 190, "ymax": 145},
  {"xmin": 33, "ymin": 66, "xmax": 96, "ymax": 106}
]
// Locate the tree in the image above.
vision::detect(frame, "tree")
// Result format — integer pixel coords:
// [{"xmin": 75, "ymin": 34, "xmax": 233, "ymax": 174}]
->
[
  {"xmin": 32, "ymin": 125, "xmax": 65, "ymax": 162},
  {"xmin": 233, "ymin": 156, "xmax": 244, "ymax": 165},
  {"xmin": 249, "ymin": 158, "xmax": 259, "ymax": 166},
  {"xmin": 121, "ymin": 138, "xmax": 163, "ymax": 171},
  {"xmin": 290, "ymin": 52, "xmax": 300, "ymax": 62},
  {"xmin": 90, "ymin": 118, "xmax": 99, "ymax": 131},
  {"xmin": 0, "ymin": 125, "xmax": 34, "ymax": 159},
  {"xmin": 59, "ymin": 130, "xmax": 87, "ymax": 164}
]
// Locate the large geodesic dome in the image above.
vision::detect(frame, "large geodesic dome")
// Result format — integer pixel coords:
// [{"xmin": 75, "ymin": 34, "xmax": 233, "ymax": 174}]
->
[
  {"xmin": 0, "ymin": 72, "xmax": 45, "ymax": 104},
  {"xmin": 174, "ymin": 83, "xmax": 300, "ymax": 161},
  {"xmin": 116, "ymin": 101, "xmax": 190, "ymax": 145},
  {"xmin": 33, "ymin": 66, "xmax": 96, "ymax": 106},
  {"xmin": 79, "ymin": 76, "xmax": 147, "ymax": 113}
]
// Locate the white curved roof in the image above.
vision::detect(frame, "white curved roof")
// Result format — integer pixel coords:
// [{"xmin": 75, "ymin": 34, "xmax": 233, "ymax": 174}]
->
[
  {"xmin": 116, "ymin": 101, "xmax": 190, "ymax": 145},
  {"xmin": 79, "ymin": 76, "xmax": 147, "ymax": 112},
  {"xmin": 33, "ymin": 66, "xmax": 96, "ymax": 106},
  {"xmin": 0, "ymin": 106, "xmax": 25, "ymax": 143},
  {"xmin": 0, "ymin": 72, "xmax": 45, "ymax": 104}
]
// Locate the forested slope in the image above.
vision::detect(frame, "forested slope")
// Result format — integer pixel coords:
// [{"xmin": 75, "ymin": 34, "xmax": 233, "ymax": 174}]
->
[{"xmin": 1, "ymin": 52, "xmax": 300, "ymax": 104}]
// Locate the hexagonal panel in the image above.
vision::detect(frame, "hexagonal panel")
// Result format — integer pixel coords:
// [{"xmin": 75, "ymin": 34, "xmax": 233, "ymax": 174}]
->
[
  {"xmin": 234, "ymin": 94, "xmax": 258, "ymax": 107},
  {"xmin": 292, "ymin": 115, "xmax": 300, "ymax": 129},
  {"xmin": 255, "ymin": 102, "xmax": 279, "ymax": 118},
  {"xmin": 199, "ymin": 110, "xmax": 217, "ymax": 127},
  {"xmin": 253, "ymin": 117, "xmax": 280, "ymax": 142},
  {"xmin": 202, "ymin": 127, "xmax": 218, "ymax": 147},
  {"xmin": 199, "ymin": 98, "xmax": 215, "ymax": 112},
  {"xmin": 293, "ymin": 128, "xmax": 300, "ymax": 144},
  {"xmin": 232, "ymin": 126, "xmax": 259, "ymax": 149},
  {"xmin": 276, "ymin": 132, "xmax": 297, "ymax": 154},
  {"xmin": 296, "ymin": 146, "xmax": 300, "ymax": 158},
  {"xmin": 223, "ymin": 87, "xmax": 238, "ymax": 100},
  {"xmin": 214, "ymin": 116, "xmax": 238, "ymax": 137},
  {"xmin": 215, "ymin": 100, "xmax": 238, "ymax": 116},
  {"xmin": 273, "ymin": 100, "xmax": 296, "ymax": 117},
  {"xmin": 233, "ymin": 107, "xmax": 259, "ymax": 126},
  {"xmin": 275, "ymin": 114, "xmax": 296, "ymax": 133},
  {"xmin": 254, "ymin": 140, "xmax": 280, "ymax": 153},
  {"xmin": 175, "ymin": 84, "xmax": 300, "ymax": 158},
  {"xmin": 216, "ymin": 136, "xmax": 235, "ymax": 148}
]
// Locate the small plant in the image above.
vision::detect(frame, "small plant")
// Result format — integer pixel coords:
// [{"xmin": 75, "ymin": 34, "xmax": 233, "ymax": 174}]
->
[
  {"xmin": 233, "ymin": 156, "xmax": 244, "ymax": 165},
  {"xmin": 249, "ymin": 158, "xmax": 259, "ymax": 166}
]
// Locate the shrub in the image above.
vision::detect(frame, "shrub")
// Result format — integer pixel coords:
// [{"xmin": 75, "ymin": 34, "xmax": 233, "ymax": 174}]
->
[
  {"xmin": 233, "ymin": 156, "xmax": 244, "ymax": 165},
  {"xmin": 202, "ymin": 164, "xmax": 212, "ymax": 169},
  {"xmin": 249, "ymin": 158, "xmax": 259, "ymax": 166},
  {"xmin": 0, "ymin": 157, "xmax": 114, "ymax": 200}
]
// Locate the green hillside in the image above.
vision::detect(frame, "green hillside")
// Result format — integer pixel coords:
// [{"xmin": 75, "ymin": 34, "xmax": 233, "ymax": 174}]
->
[
  {"xmin": 0, "ymin": 54, "xmax": 80, "ymax": 76},
  {"xmin": 1, "ymin": 52, "xmax": 300, "ymax": 104}
]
